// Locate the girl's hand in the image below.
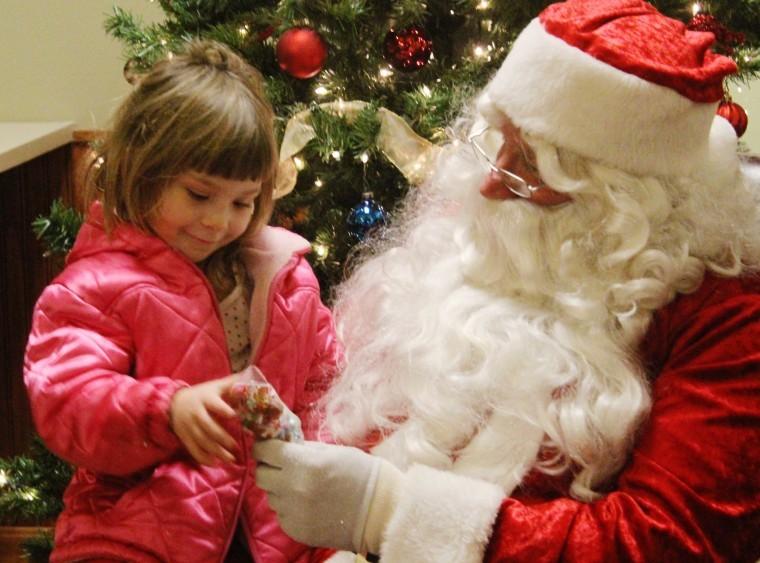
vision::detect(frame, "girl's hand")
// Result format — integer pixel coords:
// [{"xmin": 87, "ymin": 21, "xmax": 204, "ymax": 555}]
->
[{"xmin": 170, "ymin": 374, "xmax": 240, "ymax": 466}]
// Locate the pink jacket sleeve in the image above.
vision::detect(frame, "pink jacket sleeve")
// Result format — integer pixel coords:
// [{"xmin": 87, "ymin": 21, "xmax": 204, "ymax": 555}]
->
[
  {"xmin": 483, "ymin": 284, "xmax": 760, "ymax": 562},
  {"xmin": 24, "ymin": 283, "xmax": 185, "ymax": 476},
  {"xmin": 292, "ymin": 285, "xmax": 340, "ymax": 444}
]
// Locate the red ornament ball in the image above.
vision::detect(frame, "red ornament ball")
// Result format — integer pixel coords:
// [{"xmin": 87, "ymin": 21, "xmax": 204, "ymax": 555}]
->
[
  {"xmin": 258, "ymin": 25, "xmax": 275, "ymax": 42},
  {"xmin": 276, "ymin": 27, "xmax": 328, "ymax": 79},
  {"xmin": 383, "ymin": 25, "xmax": 433, "ymax": 72},
  {"xmin": 687, "ymin": 13, "xmax": 723, "ymax": 36},
  {"xmin": 717, "ymin": 99, "xmax": 749, "ymax": 138},
  {"xmin": 687, "ymin": 13, "xmax": 745, "ymax": 54}
]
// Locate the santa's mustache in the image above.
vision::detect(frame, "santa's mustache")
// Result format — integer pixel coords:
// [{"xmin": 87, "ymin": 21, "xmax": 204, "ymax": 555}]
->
[{"xmin": 428, "ymin": 139, "xmax": 602, "ymax": 299}]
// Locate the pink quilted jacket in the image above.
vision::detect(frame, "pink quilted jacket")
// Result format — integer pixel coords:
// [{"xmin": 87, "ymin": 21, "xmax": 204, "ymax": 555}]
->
[{"xmin": 24, "ymin": 202, "xmax": 339, "ymax": 562}]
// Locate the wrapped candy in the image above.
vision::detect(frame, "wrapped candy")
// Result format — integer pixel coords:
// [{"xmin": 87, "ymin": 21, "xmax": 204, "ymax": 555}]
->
[{"xmin": 229, "ymin": 366, "xmax": 304, "ymax": 442}]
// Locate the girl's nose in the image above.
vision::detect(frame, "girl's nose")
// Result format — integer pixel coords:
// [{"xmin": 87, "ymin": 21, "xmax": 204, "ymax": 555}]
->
[{"xmin": 201, "ymin": 207, "xmax": 229, "ymax": 230}]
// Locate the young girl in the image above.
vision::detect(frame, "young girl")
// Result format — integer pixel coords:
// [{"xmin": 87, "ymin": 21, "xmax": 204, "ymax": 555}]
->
[{"xmin": 23, "ymin": 40, "xmax": 340, "ymax": 563}]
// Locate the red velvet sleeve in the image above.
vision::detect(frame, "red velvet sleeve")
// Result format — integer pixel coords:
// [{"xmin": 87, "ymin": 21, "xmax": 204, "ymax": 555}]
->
[{"xmin": 484, "ymin": 276, "xmax": 760, "ymax": 562}]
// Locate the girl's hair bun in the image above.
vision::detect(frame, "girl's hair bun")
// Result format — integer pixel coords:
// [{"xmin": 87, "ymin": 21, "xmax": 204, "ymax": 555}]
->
[{"xmin": 185, "ymin": 40, "xmax": 239, "ymax": 71}]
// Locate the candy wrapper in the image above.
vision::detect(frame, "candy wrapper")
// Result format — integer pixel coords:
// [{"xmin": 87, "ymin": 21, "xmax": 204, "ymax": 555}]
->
[{"xmin": 229, "ymin": 367, "xmax": 304, "ymax": 442}]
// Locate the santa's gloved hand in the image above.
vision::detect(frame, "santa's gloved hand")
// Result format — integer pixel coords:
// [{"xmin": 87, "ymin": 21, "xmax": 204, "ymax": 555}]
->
[{"xmin": 254, "ymin": 440, "xmax": 402, "ymax": 554}]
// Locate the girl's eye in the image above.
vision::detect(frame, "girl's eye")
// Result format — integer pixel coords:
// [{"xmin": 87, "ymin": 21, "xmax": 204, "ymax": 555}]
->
[
  {"xmin": 186, "ymin": 189, "xmax": 209, "ymax": 201},
  {"xmin": 234, "ymin": 201, "xmax": 254, "ymax": 209}
]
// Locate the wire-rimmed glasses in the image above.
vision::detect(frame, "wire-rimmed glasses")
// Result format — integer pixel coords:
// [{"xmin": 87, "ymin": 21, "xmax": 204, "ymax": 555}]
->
[{"xmin": 468, "ymin": 128, "xmax": 540, "ymax": 199}]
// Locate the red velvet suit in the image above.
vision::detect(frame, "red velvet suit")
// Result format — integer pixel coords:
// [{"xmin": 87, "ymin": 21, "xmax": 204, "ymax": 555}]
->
[{"xmin": 483, "ymin": 274, "xmax": 760, "ymax": 562}]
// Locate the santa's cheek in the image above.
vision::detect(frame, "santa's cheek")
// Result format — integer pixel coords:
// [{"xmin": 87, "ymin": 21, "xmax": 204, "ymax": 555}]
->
[
  {"xmin": 480, "ymin": 175, "xmax": 518, "ymax": 200},
  {"xmin": 530, "ymin": 188, "xmax": 572, "ymax": 207}
]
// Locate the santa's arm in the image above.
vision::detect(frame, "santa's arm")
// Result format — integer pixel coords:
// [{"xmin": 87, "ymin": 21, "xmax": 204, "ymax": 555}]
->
[
  {"xmin": 378, "ymin": 288, "xmax": 760, "ymax": 562},
  {"xmin": 253, "ymin": 284, "xmax": 760, "ymax": 562}
]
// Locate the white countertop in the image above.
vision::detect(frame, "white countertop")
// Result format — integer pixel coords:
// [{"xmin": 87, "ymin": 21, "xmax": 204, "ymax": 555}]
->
[{"xmin": 0, "ymin": 121, "xmax": 75, "ymax": 174}]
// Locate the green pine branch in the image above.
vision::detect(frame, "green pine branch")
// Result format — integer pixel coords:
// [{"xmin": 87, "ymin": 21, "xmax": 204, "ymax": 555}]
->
[
  {"xmin": 21, "ymin": 529, "xmax": 55, "ymax": 563},
  {"xmin": 31, "ymin": 199, "xmax": 84, "ymax": 257},
  {"xmin": 104, "ymin": 6, "xmax": 188, "ymax": 70},
  {"xmin": 0, "ymin": 436, "xmax": 73, "ymax": 525}
]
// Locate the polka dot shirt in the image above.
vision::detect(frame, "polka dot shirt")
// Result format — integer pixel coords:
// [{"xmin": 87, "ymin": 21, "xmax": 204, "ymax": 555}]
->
[{"xmin": 219, "ymin": 281, "xmax": 252, "ymax": 372}]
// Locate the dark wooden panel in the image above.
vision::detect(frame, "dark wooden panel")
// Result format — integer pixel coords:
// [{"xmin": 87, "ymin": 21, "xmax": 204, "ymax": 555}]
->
[{"xmin": 0, "ymin": 145, "xmax": 71, "ymax": 457}]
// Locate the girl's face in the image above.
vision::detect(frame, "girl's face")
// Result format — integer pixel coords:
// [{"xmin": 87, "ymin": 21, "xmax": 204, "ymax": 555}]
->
[{"xmin": 149, "ymin": 171, "xmax": 261, "ymax": 263}]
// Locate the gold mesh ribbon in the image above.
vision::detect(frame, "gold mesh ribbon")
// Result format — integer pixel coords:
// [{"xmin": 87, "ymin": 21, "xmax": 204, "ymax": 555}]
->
[{"xmin": 274, "ymin": 100, "xmax": 440, "ymax": 199}]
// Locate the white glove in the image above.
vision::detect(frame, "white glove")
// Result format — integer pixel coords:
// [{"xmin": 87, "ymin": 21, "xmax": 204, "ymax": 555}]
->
[{"xmin": 254, "ymin": 440, "xmax": 401, "ymax": 554}]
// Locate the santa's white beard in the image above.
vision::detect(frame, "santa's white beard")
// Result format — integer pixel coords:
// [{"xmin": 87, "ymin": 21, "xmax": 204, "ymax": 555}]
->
[{"xmin": 326, "ymin": 137, "xmax": 760, "ymax": 500}]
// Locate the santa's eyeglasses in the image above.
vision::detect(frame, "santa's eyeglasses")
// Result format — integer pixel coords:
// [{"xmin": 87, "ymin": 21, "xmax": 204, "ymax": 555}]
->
[{"xmin": 468, "ymin": 128, "xmax": 541, "ymax": 199}]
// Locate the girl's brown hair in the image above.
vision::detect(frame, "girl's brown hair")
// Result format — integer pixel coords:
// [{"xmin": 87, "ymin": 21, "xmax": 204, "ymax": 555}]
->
[{"xmin": 89, "ymin": 40, "xmax": 278, "ymax": 297}]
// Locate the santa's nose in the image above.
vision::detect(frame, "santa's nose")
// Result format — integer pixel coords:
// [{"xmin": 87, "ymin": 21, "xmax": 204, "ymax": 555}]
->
[{"xmin": 479, "ymin": 172, "xmax": 518, "ymax": 200}]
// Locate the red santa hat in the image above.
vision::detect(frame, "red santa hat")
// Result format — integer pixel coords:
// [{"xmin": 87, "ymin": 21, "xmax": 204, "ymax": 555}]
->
[{"xmin": 478, "ymin": 0, "xmax": 740, "ymax": 186}]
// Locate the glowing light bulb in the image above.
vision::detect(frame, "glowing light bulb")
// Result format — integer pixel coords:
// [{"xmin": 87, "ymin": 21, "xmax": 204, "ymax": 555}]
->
[
  {"xmin": 331, "ymin": 150, "xmax": 342, "ymax": 161},
  {"xmin": 315, "ymin": 86, "xmax": 329, "ymax": 96},
  {"xmin": 313, "ymin": 243, "xmax": 329, "ymax": 259},
  {"xmin": 20, "ymin": 488, "xmax": 39, "ymax": 501},
  {"xmin": 293, "ymin": 156, "xmax": 305, "ymax": 170},
  {"xmin": 420, "ymin": 85, "xmax": 432, "ymax": 98},
  {"xmin": 314, "ymin": 178, "xmax": 323, "ymax": 188},
  {"xmin": 477, "ymin": 0, "xmax": 490, "ymax": 9},
  {"xmin": 0, "ymin": 469, "xmax": 8, "ymax": 487},
  {"xmin": 359, "ymin": 152, "xmax": 370, "ymax": 163},
  {"xmin": 692, "ymin": 2, "xmax": 702, "ymax": 15}
]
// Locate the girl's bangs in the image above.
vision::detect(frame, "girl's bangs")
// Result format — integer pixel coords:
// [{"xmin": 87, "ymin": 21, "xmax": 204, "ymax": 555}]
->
[{"xmin": 174, "ymin": 94, "xmax": 277, "ymax": 183}]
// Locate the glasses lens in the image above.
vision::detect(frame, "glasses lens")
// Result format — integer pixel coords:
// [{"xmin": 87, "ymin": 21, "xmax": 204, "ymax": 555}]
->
[
  {"xmin": 470, "ymin": 132, "xmax": 533, "ymax": 198},
  {"xmin": 498, "ymin": 171, "xmax": 532, "ymax": 198},
  {"xmin": 470, "ymin": 136, "xmax": 493, "ymax": 167}
]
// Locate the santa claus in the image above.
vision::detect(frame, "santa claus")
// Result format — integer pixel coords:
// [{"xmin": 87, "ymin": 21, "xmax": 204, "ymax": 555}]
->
[{"xmin": 254, "ymin": 1, "xmax": 760, "ymax": 561}]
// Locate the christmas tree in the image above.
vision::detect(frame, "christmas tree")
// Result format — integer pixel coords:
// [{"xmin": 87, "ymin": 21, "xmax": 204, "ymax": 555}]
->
[
  {"xmin": 0, "ymin": 435, "xmax": 72, "ymax": 561},
  {"xmin": 104, "ymin": 0, "xmax": 760, "ymax": 298}
]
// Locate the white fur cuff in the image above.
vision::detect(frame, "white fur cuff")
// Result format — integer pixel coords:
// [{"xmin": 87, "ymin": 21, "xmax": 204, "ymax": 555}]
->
[
  {"xmin": 325, "ymin": 551, "xmax": 363, "ymax": 562},
  {"xmin": 380, "ymin": 464, "xmax": 504, "ymax": 563}
]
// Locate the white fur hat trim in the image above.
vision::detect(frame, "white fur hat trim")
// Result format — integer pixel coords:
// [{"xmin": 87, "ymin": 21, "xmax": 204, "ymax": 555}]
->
[{"xmin": 478, "ymin": 19, "xmax": 739, "ymax": 187}]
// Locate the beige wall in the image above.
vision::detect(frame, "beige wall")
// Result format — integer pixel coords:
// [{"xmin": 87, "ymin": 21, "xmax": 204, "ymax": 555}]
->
[
  {"xmin": 1, "ymin": 1, "xmax": 758, "ymax": 153},
  {"xmin": 0, "ymin": 0, "xmax": 164, "ymax": 129}
]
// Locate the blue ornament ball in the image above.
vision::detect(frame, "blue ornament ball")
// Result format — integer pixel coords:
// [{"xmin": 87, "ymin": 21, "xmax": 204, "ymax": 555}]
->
[{"xmin": 346, "ymin": 192, "xmax": 387, "ymax": 241}]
